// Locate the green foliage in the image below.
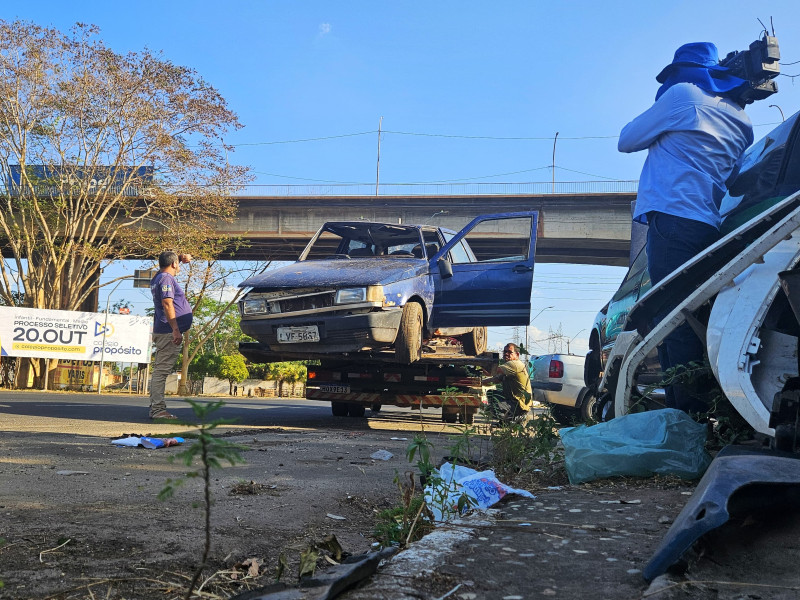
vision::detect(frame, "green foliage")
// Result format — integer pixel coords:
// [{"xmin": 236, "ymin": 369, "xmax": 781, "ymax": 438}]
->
[
  {"xmin": 187, "ymin": 352, "xmax": 222, "ymax": 380},
  {"xmin": 265, "ymin": 361, "xmax": 307, "ymax": 383},
  {"xmin": 406, "ymin": 433, "xmax": 434, "ymax": 480},
  {"xmin": 489, "ymin": 408, "xmax": 562, "ymax": 480},
  {"xmin": 218, "ymin": 354, "xmax": 249, "ymax": 385},
  {"xmin": 639, "ymin": 359, "xmax": 753, "ymax": 450},
  {"xmin": 373, "ymin": 491, "xmax": 432, "ymax": 547}
]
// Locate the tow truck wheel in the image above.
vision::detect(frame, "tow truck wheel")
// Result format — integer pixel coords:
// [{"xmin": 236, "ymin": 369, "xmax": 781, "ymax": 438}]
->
[
  {"xmin": 396, "ymin": 302, "xmax": 423, "ymax": 364},
  {"xmin": 462, "ymin": 326, "xmax": 488, "ymax": 356},
  {"xmin": 371, "ymin": 403, "xmax": 382, "ymax": 413},
  {"xmin": 347, "ymin": 403, "xmax": 366, "ymax": 418},
  {"xmin": 347, "ymin": 402, "xmax": 367, "ymax": 419},
  {"xmin": 442, "ymin": 411, "xmax": 458, "ymax": 423},
  {"xmin": 331, "ymin": 402, "xmax": 348, "ymax": 417},
  {"xmin": 459, "ymin": 409, "xmax": 475, "ymax": 425}
]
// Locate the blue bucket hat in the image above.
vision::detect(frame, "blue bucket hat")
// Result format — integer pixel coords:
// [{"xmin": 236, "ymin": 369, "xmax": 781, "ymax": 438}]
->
[{"xmin": 655, "ymin": 42, "xmax": 748, "ymax": 101}]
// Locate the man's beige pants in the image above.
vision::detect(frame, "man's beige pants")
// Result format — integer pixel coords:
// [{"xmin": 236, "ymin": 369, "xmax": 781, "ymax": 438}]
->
[{"xmin": 149, "ymin": 333, "xmax": 182, "ymax": 417}]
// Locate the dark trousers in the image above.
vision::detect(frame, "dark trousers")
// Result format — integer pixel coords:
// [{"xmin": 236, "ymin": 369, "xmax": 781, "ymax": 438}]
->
[
  {"xmin": 646, "ymin": 212, "xmax": 720, "ymax": 413},
  {"xmin": 488, "ymin": 390, "xmax": 531, "ymax": 424}
]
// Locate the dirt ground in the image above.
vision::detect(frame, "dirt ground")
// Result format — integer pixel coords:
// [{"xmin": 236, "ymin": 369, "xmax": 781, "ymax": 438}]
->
[{"xmin": 2, "ymin": 400, "xmax": 800, "ymax": 599}]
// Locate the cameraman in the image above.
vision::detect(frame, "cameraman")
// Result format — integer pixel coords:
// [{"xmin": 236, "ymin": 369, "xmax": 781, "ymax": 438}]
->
[{"xmin": 619, "ymin": 42, "xmax": 754, "ymax": 413}]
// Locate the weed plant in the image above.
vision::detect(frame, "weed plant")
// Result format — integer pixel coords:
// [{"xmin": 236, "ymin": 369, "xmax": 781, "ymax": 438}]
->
[
  {"xmin": 489, "ymin": 407, "xmax": 563, "ymax": 481},
  {"xmin": 158, "ymin": 399, "xmax": 246, "ymax": 600},
  {"xmin": 636, "ymin": 359, "xmax": 754, "ymax": 450}
]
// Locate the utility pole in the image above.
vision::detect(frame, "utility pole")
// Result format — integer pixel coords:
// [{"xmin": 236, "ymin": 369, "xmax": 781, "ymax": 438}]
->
[
  {"xmin": 552, "ymin": 131, "xmax": 559, "ymax": 194},
  {"xmin": 375, "ymin": 116, "xmax": 383, "ymax": 196}
]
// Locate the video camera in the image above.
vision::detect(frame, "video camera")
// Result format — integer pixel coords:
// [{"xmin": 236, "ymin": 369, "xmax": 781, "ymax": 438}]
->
[{"xmin": 719, "ymin": 34, "xmax": 780, "ymax": 105}]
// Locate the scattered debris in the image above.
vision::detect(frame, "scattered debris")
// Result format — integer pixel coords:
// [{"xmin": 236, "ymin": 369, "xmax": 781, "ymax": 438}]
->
[
  {"xmin": 326, "ymin": 513, "xmax": 347, "ymax": 520},
  {"xmin": 230, "ymin": 557, "xmax": 262, "ymax": 579},
  {"xmin": 425, "ymin": 463, "xmax": 535, "ymax": 522},
  {"xmin": 56, "ymin": 471, "xmax": 88, "ymax": 476},
  {"xmin": 370, "ymin": 449, "xmax": 393, "ymax": 461},
  {"xmin": 111, "ymin": 435, "xmax": 184, "ymax": 449},
  {"xmin": 228, "ymin": 547, "xmax": 397, "ymax": 600}
]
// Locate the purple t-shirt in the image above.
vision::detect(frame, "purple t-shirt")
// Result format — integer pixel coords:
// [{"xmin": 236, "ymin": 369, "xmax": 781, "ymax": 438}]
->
[{"xmin": 150, "ymin": 271, "xmax": 193, "ymax": 334}]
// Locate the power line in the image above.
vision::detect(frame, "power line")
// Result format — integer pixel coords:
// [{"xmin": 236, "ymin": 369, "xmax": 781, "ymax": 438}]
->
[
  {"xmin": 381, "ymin": 130, "xmax": 618, "ymax": 141},
  {"xmin": 226, "ymin": 120, "xmax": 789, "ymax": 148},
  {"xmin": 234, "ymin": 131, "xmax": 375, "ymax": 146}
]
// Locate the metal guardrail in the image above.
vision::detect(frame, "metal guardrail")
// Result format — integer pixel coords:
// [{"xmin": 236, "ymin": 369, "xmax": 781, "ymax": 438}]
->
[
  {"xmin": 3, "ymin": 180, "xmax": 640, "ymax": 198},
  {"xmin": 231, "ymin": 181, "xmax": 640, "ymax": 196}
]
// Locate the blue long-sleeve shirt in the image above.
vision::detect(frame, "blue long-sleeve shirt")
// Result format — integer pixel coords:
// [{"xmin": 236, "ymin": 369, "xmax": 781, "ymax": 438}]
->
[{"xmin": 619, "ymin": 82, "xmax": 753, "ymax": 229}]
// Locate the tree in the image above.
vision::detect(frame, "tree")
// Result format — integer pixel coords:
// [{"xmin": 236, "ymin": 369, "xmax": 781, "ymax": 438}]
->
[
  {"xmin": 0, "ymin": 20, "xmax": 250, "ymax": 387},
  {"xmin": 266, "ymin": 362, "xmax": 307, "ymax": 397},
  {"xmin": 218, "ymin": 354, "xmax": 248, "ymax": 395}
]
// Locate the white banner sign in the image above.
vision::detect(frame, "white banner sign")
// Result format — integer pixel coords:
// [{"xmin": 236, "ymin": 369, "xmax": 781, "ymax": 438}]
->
[{"xmin": 0, "ymin": 306, "xmax": 152, "ymax": 362}]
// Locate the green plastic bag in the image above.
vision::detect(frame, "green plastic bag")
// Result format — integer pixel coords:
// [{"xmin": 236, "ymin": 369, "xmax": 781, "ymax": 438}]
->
[{"xmin": 559, "ymin": 408, "xmax": 711, "ymax": 484}]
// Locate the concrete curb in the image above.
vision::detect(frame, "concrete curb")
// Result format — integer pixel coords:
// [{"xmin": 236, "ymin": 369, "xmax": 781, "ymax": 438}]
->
[{"xmin": 340, "ymin": 510, "xmax": 499, "ymax": 599}]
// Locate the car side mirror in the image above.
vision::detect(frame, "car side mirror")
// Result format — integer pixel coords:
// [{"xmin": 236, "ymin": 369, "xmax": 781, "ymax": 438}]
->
[{"xmin": 438, "ymin": 257, "xmax": 453, "ymax": 279}]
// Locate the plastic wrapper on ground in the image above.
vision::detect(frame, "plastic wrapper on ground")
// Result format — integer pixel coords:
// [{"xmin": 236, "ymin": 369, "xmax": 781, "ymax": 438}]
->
[{"xmin": 424, "ymin": 462, "xmax": 535, "ymax": 522}]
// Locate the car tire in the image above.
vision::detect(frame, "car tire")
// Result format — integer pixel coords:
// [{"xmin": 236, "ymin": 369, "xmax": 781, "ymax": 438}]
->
[
  {"xmin": 331, "ymin": 402, "xmax": 348, "ymax": 417},
  {"xmin": 347, "ymin": 403, "xmax": 366, "ymax": 418},
  {"xmin": 395, "ymin": 302, "xmax": 423, "ymax": 364},
  {"xmin": 371, "ymin": 403, "xmax": 382, "ymax": 413},
  {"xmin": 461, "ymin": 326, "xmax": 488, "ymax": 356},
  {"xmin": 548, "ymin": 403, "xmax": 576, "ymax": 425},
  {"xmin": 578, "ymin": 386, "xmax": 598, "ymax": 423},
  {"xmin": 584, "ymin": 348, "xmax": 601, "ymax": 388}
]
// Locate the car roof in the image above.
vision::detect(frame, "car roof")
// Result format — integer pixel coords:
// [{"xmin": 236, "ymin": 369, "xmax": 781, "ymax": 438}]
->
[{"xmin": 322, "ymin": 221, "xmax": 457, "ymax": 236}]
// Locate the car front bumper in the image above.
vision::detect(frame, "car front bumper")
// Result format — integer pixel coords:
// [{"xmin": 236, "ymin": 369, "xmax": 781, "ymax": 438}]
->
[{"xmin": 240, "ymin": 308, "xmax": 404, "ymax": 354}]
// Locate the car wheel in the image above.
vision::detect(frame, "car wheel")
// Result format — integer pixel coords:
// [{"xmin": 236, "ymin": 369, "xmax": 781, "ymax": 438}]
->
[
  {"xmin": 347, "ymin": 403, "xmax": 366, "ymax": 418},
  {"xmin": 331, "ymin": 402, "xmax": 348, "ymax": 417},
  {"xmin": 584, "ymin": 348, "xmax": 601, "ymax": 388},
  {"xmin": 578, "ymin": 386, "xmax": 598, "ymax": 423},
  {"xmin": 395, "ymin": 302, "xmax": 423, "ymax": 364},
  {"xmin": 371, "ymin": 403, "xmax": 382, "ymax": 413},
  {"xmin": 548, "ymin": 403, "xmax": 576, "ymax": 425},
  {"xmin": 461, "ymin": 326, "xmax": 488, "ymax": 356}
]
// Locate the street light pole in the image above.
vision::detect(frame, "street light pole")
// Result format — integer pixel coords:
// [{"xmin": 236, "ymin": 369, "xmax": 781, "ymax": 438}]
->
[
  {"xmin": 526, "ymin": 305, "xmax": 554, "ymax": 355},
  {"xmin": 97, "ymin": 278, "xmax": 129, "ymax": 394},
  {"xmin": 566, "ymin": 328, "xmax": 587, "ymax": 355}
]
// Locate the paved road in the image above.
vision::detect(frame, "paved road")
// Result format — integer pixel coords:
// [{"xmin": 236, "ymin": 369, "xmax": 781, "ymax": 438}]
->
[{"xmin": 0, "ymin": 388, "xmax": 470, "ymax": 437}]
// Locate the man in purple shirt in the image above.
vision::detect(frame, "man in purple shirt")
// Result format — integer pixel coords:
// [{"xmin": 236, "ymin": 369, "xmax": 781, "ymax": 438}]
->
[{"xmin": 148, "ymin": 250, "xmax": 193, "ymax": 420}]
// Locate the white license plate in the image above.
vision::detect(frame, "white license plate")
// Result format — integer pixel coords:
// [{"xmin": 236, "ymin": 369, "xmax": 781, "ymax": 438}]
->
[
  {"xmin": 320, "ymin": 384, "xmax": 350, "ymax": 394},
  {"xmin": 276, "ymin": 325, "xmax": 320, "ymax": 343}
]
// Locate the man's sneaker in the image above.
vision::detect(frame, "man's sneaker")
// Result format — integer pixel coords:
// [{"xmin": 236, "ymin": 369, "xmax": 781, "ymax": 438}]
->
[{"xmin": 150, "ymin": 410, "xmax": 178, "ymax": 420}]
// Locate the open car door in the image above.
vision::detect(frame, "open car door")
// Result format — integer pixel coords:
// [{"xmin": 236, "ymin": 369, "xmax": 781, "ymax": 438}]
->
[{"xmin": 431, "ymin": 211, "xmax": 538, "ymax": 327}]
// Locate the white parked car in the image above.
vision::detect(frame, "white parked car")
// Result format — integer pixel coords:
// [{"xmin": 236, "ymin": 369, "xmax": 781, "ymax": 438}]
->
[{"xmin": 529, "ymin": 353, "xmax": 592, "ymax": 423}]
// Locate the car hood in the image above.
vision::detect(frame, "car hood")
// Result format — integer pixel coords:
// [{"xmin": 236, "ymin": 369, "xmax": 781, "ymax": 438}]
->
[{"xmin": 240, "ymin": 258, "xmax": 429, "ymax": 289}]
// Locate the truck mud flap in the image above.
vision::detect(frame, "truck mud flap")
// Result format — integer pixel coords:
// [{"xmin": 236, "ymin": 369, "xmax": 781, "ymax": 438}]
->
[{"xmin": 644, "ymin": 445, "xmax": 800, "ymax": 582}]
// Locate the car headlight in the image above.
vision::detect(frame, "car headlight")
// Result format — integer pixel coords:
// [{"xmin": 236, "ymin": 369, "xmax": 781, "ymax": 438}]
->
[
  {"xmin": 242, "ymin": 298, "xmax": 267, "ymax": 315},
  {"xmin": 335, "ymin": 288, "xmax": 367, "ymax": 304}
]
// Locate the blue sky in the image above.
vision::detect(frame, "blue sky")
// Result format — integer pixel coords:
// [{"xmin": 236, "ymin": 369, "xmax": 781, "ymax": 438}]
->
[{"xmin": 9, "ymin": 1, "xmax": 800, "ymax": 356}]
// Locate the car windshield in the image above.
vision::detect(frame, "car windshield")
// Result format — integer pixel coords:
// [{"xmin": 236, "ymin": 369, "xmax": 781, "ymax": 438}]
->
[{"xmin": 300, "ymin": 222, "xmax": 427, "ymax": 260}]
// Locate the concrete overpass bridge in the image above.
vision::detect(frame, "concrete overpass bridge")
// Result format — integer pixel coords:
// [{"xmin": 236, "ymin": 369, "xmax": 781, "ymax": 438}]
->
[{"xmin": 222, "ymin": 189, "xmax": 637, "ymax": 266}]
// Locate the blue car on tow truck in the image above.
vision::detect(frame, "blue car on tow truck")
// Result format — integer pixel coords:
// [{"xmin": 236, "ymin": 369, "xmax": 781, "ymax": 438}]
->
[{"xmin": 238, "ymin": 212, "xmax": 538, "ymax": 365}]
